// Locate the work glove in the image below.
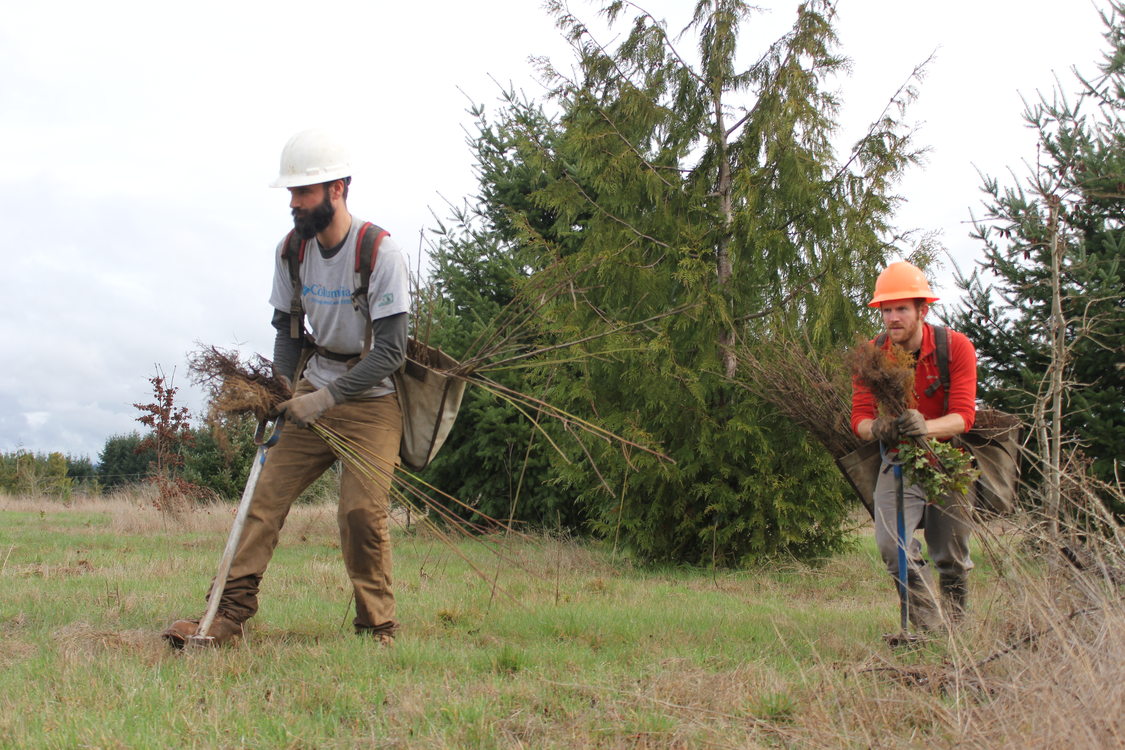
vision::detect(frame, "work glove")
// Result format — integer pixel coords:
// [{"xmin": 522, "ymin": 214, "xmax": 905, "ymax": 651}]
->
[
  {"xmin": 278, "ymin": 387, "xmax": 338, "ymax": 428},
  {"xmin": 897, "ymin": 409, "xmax": 927, "ymax": 438},
  {"xmin": 869, "ymin": 416, "xmax": 902, "ymax": 446}
]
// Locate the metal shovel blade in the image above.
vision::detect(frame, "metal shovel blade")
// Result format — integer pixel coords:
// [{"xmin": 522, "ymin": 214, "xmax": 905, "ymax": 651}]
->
[{"xmin": 883, "ymin": 630, "xmax": 924, "ymax": 648}]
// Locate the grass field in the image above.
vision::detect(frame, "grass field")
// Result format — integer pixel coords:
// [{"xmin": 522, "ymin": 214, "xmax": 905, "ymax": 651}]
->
[{"xmin": 1, "ymin": 493, "xmax": 1121, "ymax": 749}]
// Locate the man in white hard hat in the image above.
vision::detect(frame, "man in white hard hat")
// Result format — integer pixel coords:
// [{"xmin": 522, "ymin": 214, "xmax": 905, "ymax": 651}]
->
[{"xmin": 164, "ymin": 129, "xmax": 409, "ymax": 646}]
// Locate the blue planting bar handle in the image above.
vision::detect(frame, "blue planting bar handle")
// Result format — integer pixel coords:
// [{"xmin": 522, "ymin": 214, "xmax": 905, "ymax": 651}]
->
[
  {"xmin": 253, "ymin": 416, "xmax": 284, "ymax": 447},
  {"xmin": 893, "ymin": 462, "xmax": 909, "ymax": 632}
]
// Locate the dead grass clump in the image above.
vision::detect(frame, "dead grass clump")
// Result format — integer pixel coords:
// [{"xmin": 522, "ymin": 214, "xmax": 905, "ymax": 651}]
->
[
  {"xmin": 10, "ymin": 560, "xmax": 94, "ymax": 579},
  {"xmin": 0, "ymin": 638, "xmax": 35, "ymax": 669},
  {"xmin": 963, "ymin": 602, "xmax": 1125, "ymax": 748},
  {"xmin": 187, "ymin": 344, "xmax": 291, "ymax": 424},
  {"xmin": 52, "ymin": 622, "xmax": 163, "ymax": 664}
]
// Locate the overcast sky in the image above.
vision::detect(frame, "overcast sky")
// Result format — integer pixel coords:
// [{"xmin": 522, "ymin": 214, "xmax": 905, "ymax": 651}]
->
[{"xmin": 0, "ymin": 0, "xmax": 1109, "ymax": 460}]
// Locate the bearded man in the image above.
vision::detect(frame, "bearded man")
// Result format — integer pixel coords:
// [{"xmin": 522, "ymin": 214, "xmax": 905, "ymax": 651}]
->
[{"xmin": 164, "ymin": 129, "xmax": 409, "ymax": 646}]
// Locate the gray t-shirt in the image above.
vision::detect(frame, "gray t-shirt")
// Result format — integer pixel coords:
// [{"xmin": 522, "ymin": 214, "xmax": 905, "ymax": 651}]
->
[{"xmin": 269, "ymin": 217, "xmax": 410, "ymax": 397}]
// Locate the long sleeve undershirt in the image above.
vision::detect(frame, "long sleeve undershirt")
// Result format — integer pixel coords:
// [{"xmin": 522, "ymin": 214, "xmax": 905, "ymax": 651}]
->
[{"xmin": 271, "ymin": 309, "xmax": 408, "ymax": 401}]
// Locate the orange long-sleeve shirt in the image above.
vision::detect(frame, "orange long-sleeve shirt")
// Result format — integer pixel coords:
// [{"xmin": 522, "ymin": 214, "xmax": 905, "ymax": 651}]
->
[{"xmin": 851, "ymin": 323, "xmax": 978, "ymax": 436}]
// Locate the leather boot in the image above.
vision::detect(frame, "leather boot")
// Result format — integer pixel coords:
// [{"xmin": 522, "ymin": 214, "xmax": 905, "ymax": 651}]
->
[
  {"xmin": 162, "ymin": 612, "xmax": 244, "ymax": 648},
  {"xmin": 906, "ymin": 569, "xmax": 942, "ymax": 632},
  {"xmin": 939, "ymin": 574, "xmax": 969, "ymax": 622}
]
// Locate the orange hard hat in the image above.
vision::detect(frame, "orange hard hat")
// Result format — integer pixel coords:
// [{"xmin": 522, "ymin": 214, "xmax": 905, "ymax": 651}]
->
[{"xmin": 868, "ymin": 261, "xmax": 939, "ymax": 307}]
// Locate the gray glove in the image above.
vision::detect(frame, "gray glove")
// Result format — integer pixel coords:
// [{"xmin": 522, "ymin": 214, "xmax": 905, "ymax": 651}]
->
[
  {"xmin": 870, "ymin": 416, "xmax": 902, "ymax": 445},
  {"xmin": 897, "ymin": 409, "xmax": 927, "ymax": 438},
  {"xmin": 278, "ymin": 387, "xmax": 338, "ymax": 428}
]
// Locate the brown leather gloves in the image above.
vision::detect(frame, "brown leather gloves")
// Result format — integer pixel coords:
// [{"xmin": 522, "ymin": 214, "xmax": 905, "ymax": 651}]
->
[
  {"xmin": 870, "ymin": 409, "xmax": 928, "ymax": 445},
  {"xmin": 870, "ymin": 416, "xmax": 902, "ymax": 445},
  {"xmin": 896, "ymin": 408, "xmax": 927, "ymax": 438}
]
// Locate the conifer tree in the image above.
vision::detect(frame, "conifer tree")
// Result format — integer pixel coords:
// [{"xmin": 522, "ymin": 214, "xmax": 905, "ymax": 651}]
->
[
  {"xmin": 947, "ymin": 3, "xmax": 1125, "ymax": 515},
  {"xmin": 469, "ymin": 0, "xmax": 924, "ymax": 563},
  {"xmin": 421, "ymin": 93, "xmax": 584, "ymax": 528},
  {"xmin": 97, "ymin": 433, "xmax": 155, "ymax": 489}
]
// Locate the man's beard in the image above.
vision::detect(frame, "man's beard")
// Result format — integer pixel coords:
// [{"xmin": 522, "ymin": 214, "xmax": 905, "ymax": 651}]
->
[
  {"xmin": 292, "ymin": 190, "xmax": 334, "ymax": 239},
  {"xmin": 888, "ymin": 318, "xmax": 921, "ymax": 347}
]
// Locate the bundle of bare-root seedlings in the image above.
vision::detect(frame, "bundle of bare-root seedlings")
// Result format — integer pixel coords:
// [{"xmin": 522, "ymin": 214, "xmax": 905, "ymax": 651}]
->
[
  {"xmin": 736, "ymin": 331, "xmax": 862, "ymax": 459},
  {"xmin": 188, "ymin": 345, "xmax": 292, "ymax": 425},
  {"xmin": 843, "ymin": 336, "xmax": 917, "ymax": 416}
]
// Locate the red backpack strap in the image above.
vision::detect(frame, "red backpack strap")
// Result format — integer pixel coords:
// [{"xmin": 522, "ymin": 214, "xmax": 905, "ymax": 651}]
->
[
  {"xmin": 281, "ymin": 230, "xmax": 308, "ymax": 339},
  {"xmin": 351, "ymin": 222, "xmax": 390, "ymax": 356}
]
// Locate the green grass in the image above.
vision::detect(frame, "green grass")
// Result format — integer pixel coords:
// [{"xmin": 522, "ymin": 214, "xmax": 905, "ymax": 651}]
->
[{"xmin": 0, "ymin": 497, "xmax": 1118, "ymax": 749}]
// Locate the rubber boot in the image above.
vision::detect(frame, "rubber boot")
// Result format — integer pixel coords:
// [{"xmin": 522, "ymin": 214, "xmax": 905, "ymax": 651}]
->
[
  {"xmin": 906, "ymin": 569, "xmax": 942, "ymax": 632},
  {"xmin": 939, "ymin": 573, "xmax": 969, "ymax": 623}
]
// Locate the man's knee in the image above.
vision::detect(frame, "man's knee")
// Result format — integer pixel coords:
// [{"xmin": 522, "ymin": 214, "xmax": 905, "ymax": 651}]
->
[
  {"xmin": 875, "ymin": 531, "xmax": 899, "ymax": 569},
  {"xmin": 932, "ymin": 550, "xmax": 972, "ymax": 578},
  {"xmin": 342, "ymin": 507, "xmax": 391, "ymax": 571}
]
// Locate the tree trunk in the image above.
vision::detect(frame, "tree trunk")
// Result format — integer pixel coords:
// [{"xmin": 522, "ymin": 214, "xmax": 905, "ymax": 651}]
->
[
  {"xmin": 1045, "ymin": 197, "xmax": 1064, "ymax": 537},
  {"xmin": 710, "ymin": 1, "xmax": 736, "ymax": 379}
]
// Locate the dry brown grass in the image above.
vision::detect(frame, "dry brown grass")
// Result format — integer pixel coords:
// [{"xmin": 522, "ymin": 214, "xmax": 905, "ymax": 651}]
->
[
  {"xmin": 0, "ymin": 490, "xmax": 344, "ymax": 540},
  {"xmin": 52, "ymin": 623, "xmax": 166, "ymax": 665},
  {"xmin": 773, "ymin": 497, "xmax": 1125, "ymax": 749}
]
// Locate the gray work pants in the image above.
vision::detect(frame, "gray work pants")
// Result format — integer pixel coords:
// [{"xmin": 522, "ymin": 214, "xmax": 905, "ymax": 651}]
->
[{"xmin": 873, "ymin": 458, "xmax": 974, "ymax": 580}]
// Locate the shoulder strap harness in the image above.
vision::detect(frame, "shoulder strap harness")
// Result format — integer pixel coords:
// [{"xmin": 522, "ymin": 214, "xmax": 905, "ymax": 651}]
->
[{"xmin": 282, "ymin": 221, "xmax": 390, "ymax": 358}]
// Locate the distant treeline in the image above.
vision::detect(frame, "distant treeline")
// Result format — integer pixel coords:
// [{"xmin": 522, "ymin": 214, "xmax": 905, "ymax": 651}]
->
[
  {"xmin": 3, "ymin": 415, "xmax": 260, "ymax": 502},
  {"xmin": 0, "ymin": 450, "xmax": 92, "ymax": 499}
]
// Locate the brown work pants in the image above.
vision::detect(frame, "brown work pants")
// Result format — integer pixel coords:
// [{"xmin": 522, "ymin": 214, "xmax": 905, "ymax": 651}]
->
[{"xmin": 217, "ymin": 385, "xmax": 402, "ymax": 635}]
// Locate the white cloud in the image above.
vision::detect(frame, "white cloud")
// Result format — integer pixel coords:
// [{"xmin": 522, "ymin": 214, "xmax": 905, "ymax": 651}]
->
[{"xmin": 24, "ymin": 412, "xmax": 49, "ymax": 429}]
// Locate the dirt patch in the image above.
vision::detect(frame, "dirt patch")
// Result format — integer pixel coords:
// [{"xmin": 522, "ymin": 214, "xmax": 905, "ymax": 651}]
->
[{"xmin": 0, "ymin": 638, "xmax": 36, "ymax": 668}]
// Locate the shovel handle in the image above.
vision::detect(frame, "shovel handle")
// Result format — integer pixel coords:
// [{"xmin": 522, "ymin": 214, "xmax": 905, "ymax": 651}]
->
[
  {"xmin": 880, "ymin": 442, "xmax": 911, "ymax": 635},
  {"xmin": 196, "ymin": 429, "xmax": 276, "ymax": 640}
]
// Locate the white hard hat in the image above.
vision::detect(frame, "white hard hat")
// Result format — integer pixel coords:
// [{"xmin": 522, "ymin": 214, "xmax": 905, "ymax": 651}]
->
[{"xmin": 270, "ymin": 128, "xmax": 352, "ymax": 188}]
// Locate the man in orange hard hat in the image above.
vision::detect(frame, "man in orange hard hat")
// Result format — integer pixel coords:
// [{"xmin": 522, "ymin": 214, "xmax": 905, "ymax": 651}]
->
[{"xmin": 851, "ymin": 261, "xmax": 979, "ymax": 630}]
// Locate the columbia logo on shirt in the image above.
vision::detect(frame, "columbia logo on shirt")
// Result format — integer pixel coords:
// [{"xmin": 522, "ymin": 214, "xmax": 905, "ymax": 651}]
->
[{"xmin": 303, "ymin": 283, "xmax": 352, "ymax": 306}]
